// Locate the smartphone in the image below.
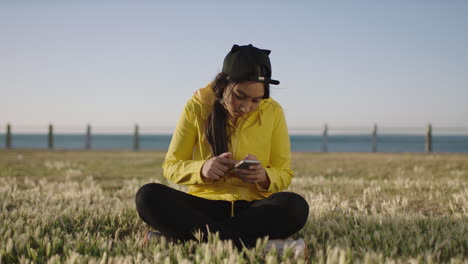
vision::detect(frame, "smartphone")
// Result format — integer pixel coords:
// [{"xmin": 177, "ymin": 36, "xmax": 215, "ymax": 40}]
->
[{"xmin": 234, "ymin": 159, "xmax": 261, "ymax": 170}]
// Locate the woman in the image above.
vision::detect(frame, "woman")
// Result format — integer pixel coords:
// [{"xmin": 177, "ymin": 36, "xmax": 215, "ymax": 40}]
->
[{"xmin": 136, "ymin": 44, "xmax": 309, "ymax": 251}]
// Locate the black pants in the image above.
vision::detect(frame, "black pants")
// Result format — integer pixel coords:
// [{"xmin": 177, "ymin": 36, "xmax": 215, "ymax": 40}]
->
[{"xmin": 135, "ymin": 183, "xmax": 309, "ymax": 248}]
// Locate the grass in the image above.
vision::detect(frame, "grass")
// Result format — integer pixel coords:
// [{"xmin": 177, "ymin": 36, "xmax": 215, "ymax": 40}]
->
[{"xmin": 1, "ymin": 150, "xmax": 467, "ymax": 263}]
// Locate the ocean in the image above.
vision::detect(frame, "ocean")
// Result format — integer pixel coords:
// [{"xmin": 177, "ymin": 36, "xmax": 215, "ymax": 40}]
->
[{"xmin": 1, "ymin": 134, "xmax": 468, "ymax": 153}]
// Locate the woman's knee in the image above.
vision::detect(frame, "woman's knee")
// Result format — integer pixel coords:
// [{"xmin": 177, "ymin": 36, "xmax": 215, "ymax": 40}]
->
[
  {"xmin": 135, "ymin": 183, "xmax": 168, "ymax": 211},
  {"xmin": 271, "ymin": 192, "xmax": 309, "ymax": 228}
]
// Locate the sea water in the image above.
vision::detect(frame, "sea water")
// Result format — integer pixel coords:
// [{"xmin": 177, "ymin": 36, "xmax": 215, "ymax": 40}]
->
[{"xmin": 1, "ymin": 134, "xmax": 467, "ymax": 153}]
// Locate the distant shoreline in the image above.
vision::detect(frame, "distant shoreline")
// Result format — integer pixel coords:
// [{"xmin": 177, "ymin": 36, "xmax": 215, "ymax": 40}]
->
[{"xmin": 1, "ymin": 133, "xmax": 467, "ymax": 153}]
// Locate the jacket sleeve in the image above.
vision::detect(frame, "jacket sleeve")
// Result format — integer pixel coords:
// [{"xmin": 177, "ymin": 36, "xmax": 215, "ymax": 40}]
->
[
  {"xmin": 162, "ymin": 100, "xmax": 207, "ymax": 185},
  {"xmin": 258, "ymin": 106, "xmax": 294, "ymax": 192}
]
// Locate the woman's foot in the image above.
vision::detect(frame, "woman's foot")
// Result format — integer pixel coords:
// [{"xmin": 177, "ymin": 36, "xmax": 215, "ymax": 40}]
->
[
  {"xmin": 265, "ymin": 238, "xmax": 308, "ymax": 259},
  {"xmin": 142, "ymin": 231, "xmax": 173, "ymax": 246}
]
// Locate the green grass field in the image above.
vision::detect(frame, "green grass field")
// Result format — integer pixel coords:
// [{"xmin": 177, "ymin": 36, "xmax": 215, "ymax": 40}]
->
[{"xmin": 1, "ymin": 150, "xmax": 467, "ymax": 263}]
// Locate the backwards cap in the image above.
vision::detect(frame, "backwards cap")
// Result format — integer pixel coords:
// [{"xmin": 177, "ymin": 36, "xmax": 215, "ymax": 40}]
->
[{"xmin": 222, "ymin": 44, "xmax": 280, "ymax": 85}]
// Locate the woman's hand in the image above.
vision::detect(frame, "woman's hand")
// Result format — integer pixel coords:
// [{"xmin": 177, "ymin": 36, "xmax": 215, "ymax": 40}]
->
[
  {"xmin": 234, "ymin": 154, "xmax": 270, "ymax": 189},
  {"xmin": 201, "ymin": 152, "xmax": 236, "ymax": 181}
]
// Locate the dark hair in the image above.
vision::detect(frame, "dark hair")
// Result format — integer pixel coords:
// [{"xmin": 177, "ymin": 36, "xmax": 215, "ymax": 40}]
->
[{"xmin": 205, "ymin": 66, "xmax": 271, "ymax": 156}]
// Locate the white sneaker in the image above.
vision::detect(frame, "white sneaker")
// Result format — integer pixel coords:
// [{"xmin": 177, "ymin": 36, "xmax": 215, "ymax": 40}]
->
[
  {"xmin": 265, "ymin": 238, "xmax": 308, "ymax": 259},
  {"xmin": 142, "ymin": 231, "xmax": 173, "ymax": 246}
]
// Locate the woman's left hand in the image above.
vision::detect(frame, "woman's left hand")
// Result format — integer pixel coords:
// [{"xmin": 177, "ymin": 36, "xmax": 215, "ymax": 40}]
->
[{"xmin": 233, "ymin": 154, "xmax": 270, "ymax": 189}]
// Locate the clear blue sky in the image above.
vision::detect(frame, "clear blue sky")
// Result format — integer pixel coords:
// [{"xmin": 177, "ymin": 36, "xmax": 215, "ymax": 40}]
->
[{"xmin": 2, "ymin": 1, "xmax": 467, "ymax": 132}]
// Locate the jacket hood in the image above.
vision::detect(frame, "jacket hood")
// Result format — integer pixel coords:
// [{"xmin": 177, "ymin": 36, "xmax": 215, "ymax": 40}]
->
[{"xmin": 194, "ymin": 82, "xmax": 216, "ymax": 107}]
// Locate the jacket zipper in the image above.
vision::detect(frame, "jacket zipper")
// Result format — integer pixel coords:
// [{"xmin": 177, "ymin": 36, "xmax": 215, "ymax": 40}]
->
[
  {"xmin": 230, "ymin": 128, "xmax": 236, "ymax": 217},
  {"xmin": 233, "ymin": 118, "xmax": 244, "ymax": 159},
  {"xmin": 229, "ymin": 118, "xmax": 244, "ymax": 217},
  {"xmin": 230, "ymin": 129, "xmax": 237, "ymax": 186}
]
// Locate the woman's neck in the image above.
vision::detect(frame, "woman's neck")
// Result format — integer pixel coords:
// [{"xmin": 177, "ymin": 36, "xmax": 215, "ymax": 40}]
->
[{"xmin": 228, "ymin": 115, "xmax": 238, "ymax": 126}]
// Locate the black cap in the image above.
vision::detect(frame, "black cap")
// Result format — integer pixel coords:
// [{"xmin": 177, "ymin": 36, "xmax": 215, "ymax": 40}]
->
[{"xmin": 222, "ymin": 44, "xmax": 280, "ymax": 85}]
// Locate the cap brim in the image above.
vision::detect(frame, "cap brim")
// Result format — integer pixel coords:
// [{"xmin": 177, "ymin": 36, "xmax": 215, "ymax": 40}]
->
[
  {"xmin": 269, "ymin": 79, "xmax": 280, "ymax": 85},
  {"xmin": 237, "ymin": 76, "xmax": 281, "ymax": 85}
]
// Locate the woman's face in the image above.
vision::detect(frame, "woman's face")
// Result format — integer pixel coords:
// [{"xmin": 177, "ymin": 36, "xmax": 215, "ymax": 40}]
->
[{"xmin": 223, "ymin": 81, "xmax": 264, "ymax": 121}]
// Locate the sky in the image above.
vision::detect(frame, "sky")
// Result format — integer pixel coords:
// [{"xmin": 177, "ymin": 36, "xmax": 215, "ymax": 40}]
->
[{"xmin": 1, "ymin": 1, "xmax": 467, "ymax": 133}]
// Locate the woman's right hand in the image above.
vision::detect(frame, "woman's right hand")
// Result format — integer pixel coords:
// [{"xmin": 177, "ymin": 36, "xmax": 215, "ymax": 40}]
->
[{"xmin": 201, "ymin": 152, "xmax": 236, "ymax": 181}]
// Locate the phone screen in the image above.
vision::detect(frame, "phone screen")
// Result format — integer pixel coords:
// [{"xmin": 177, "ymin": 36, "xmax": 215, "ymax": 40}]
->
[{"xmin": 234, "ymin": 160, "xmax": 260, "ymax": 170}]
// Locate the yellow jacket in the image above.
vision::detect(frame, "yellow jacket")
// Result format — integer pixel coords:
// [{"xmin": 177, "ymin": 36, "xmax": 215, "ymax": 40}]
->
[{"xmin": 162, "ymin": 83, "xmax": 293, "ymax": 201}]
